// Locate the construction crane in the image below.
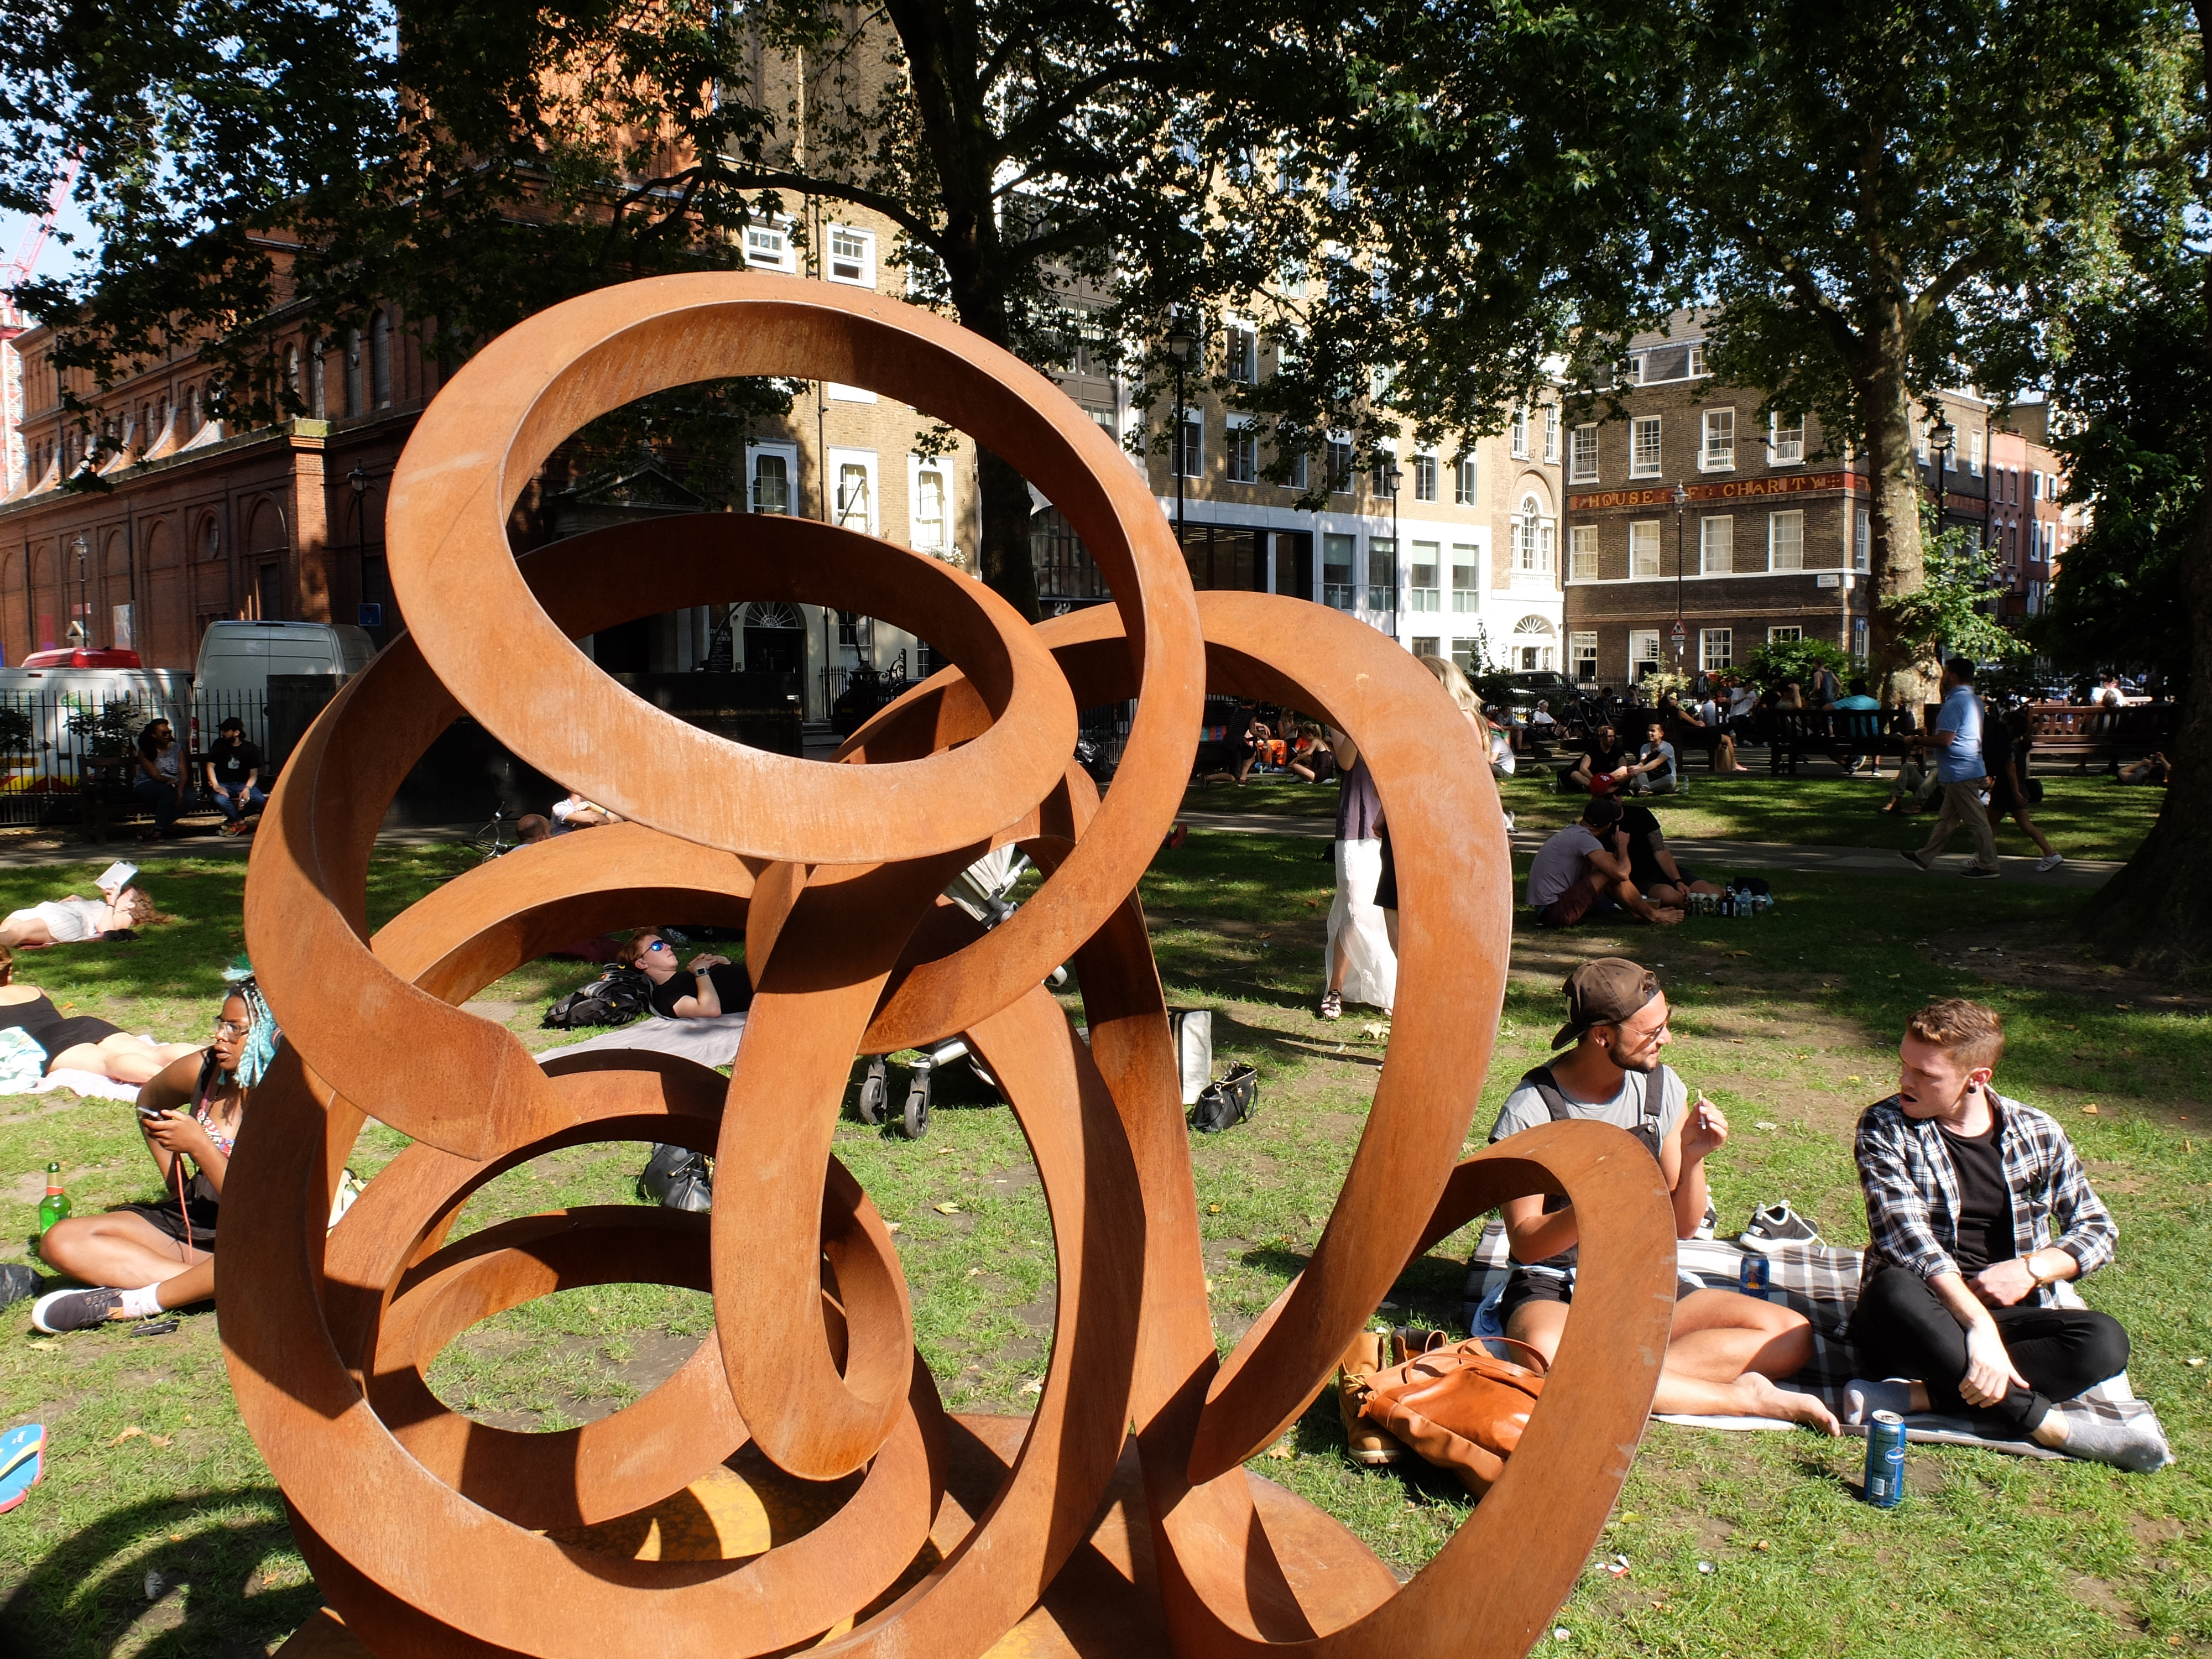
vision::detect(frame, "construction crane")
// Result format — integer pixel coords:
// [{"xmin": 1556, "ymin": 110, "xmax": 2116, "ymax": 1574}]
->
[{"xmin": 1, "ymin": 154, "xmax": 81, "ymax": 495}]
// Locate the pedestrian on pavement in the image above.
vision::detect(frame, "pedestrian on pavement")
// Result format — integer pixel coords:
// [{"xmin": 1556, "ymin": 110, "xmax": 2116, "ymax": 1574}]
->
[
  {"xmin": 1902, "ymin": 658, "xmax": 2000, "ymax": 879},
  {"xmin": 1320, "ymin": 729, "xmax": 1395, "ymax": 1020},
  {"xmin": 1987, "ymin": 707, "xmax": 2064, "ymax": 872}
]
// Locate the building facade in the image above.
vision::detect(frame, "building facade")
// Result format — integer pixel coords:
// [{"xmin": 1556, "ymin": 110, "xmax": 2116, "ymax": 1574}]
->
[{"xmin": 1562, "ymin": 323, "xmax": 1875, "ymax": 687}]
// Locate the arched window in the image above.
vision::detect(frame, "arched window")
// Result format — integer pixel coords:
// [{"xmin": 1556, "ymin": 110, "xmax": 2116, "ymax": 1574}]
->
[
  {"xmin": 285, "ymin": 345, "xmax": 302, "ymax": 405},
  {"xmin": 201, "ymin": 518, "xmax": 222, "ymax": 561},
  {"xmin": 310, "ymin": 347, "xmax": 326, "ymax": 419},
  {"xmin": 371, "ymin": 312, "xmax": 393, "ymax": 409},
  {"xmin": 346, "ymin": 329, "xmax": 363, "ymax": 418},
  {"xmin": 1512, "ymin": 614, "xmax": 1556, "ymax": 671},
  {"xmin": 1515, "ymin": 492, "xmax": 1554, "ymax": 576},
  {"xmin": 185, "ymin": 386, "xmax": 201, "ymax": 434}
]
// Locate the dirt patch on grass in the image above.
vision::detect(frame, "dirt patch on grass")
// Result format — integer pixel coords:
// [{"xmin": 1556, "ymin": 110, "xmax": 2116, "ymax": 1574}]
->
[{"xmin": 1922, "ymin": 916, "xmax": 2212, "ymax": 1014}]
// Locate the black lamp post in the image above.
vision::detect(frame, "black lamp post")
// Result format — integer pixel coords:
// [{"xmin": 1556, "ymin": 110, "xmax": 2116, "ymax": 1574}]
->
[
  {"xmin": 71, "ymin": 532, "xmax": 88, "ymax": 648},
  {"xmin": 1166, "ymin": 322, "xmax": 1197, "ymax": 549},
  {"xmin": 1928, "ymin": 418, "xmax": 1955, "ymax": 529},
  {"xmin": 1381, "ymin": 456, "xmax": 1404, "ymax": 630},
  {"xmin": 1671, "ymin": 481, "xmax": 1688, "ymax": 660}
]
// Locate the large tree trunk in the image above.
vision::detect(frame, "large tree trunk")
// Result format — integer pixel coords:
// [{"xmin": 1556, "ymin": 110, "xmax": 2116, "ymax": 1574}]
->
[
  {"xmin": 2076, "ymin": 24, "xmax": 2212, "ymax": 971},
  {"xmin": 1860, "ymin": 350, "xmax": 1933, "ymax": 709}
]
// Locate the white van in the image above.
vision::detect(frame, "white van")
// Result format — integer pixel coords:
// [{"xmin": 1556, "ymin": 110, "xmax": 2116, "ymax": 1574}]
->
[
  {"xmin": 0, "ymin": 667, "xmax": 191, "ymax": 795},
  {"xmin": 191, "ymin": 620, "xmax": 377, "ymax": 761}
]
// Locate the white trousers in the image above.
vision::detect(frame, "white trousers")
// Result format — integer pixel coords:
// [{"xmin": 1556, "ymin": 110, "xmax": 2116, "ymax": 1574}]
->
[{"xmin": 1326, "ymin": 837, "xmax": 1398, "ymax": 1011}]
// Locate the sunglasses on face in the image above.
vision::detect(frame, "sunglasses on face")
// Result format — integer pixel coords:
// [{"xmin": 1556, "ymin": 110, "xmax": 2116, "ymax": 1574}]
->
[{"xmin": 644, "ymin": 940, "xmax": 673, "ymax": 954}]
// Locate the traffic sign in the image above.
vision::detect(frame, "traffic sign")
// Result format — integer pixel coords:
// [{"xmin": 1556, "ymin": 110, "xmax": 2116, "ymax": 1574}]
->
[{"xmin": 1670, "ymin": 619, "xmax": 1686, "ymax": 640}]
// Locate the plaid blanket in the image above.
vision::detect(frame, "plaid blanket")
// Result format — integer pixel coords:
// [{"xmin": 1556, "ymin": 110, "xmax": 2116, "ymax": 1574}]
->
[{"xmin": 1461, "ymin": 1218, "xmax": 2166, "ymax": 1461}]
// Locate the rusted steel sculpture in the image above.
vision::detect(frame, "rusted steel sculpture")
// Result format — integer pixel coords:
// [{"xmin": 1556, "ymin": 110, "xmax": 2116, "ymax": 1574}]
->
[{"xmin": 221, "ymin": 274, "xmax": 1674, "ymax": 1659}]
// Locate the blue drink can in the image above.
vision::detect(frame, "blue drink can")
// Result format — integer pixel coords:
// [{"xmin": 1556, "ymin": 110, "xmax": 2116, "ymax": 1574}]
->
[
  {"xmin": 1739, "ymin": 1255, "xmax": 1771, "ymax": 1297},
  {"xmin": 1865, "ymin": 1410, "xmax": 1908, "ymax": 1507}
]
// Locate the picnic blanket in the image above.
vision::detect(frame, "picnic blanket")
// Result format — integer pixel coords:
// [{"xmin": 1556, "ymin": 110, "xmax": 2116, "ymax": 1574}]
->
[
  {"xmin": 536, "ymin": 1012, "xmax": 748, "ymax": 1069},
  {"xmin": 0, "ymin": 1068, "xmax": 141, "ymax": 1104},
  {"xmin": 1462, "ymin": 1217, "xmax": 2167, "ymax": 1463}
]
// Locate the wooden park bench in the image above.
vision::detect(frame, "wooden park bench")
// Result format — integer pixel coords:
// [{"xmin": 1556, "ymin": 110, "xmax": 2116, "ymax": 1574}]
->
[
  {"xmin": 2020, "ymin": 702, "xmax": 2176, "ymax": 771},
  {"xmin": 1765, "ymin": 707, "xmax": 1928, "ymax": 776}
]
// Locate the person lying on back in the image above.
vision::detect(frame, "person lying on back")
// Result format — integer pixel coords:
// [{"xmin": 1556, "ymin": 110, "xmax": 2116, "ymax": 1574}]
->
[{"xmin": 620, "ymin": 929, "xmax": 753, "ymax": 1019}]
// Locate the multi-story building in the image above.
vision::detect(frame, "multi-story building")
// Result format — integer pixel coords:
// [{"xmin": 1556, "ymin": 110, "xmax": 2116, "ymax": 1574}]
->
[
  {"xmin": 1075, "ymin": 328, "xmax": 1564, "ymax": 675},
  {"xmin": 1562, "ymin": 320, "xmax": 1876, "ymax": 687},
  {"xmin": 1988, "ymin": 403, "xmax": 2067, "ymax": 622},
  {"xmin": 0, "ymin": 208, "xmax": 982, "ymax": 719}
]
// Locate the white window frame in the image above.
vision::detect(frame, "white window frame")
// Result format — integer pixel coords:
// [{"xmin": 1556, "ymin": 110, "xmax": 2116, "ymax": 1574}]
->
[
  {"xmin": 1177, "ymin": 411, "xmax": 1205, "ymax": 479},
  {"xmin": 825, "ymin": 223, "xmax": 877, "ymax": 287},
  {"xmin": 1542, "ymin": 405, "xmax": 1560, "ymax": 463},
  {"xmin": 1700, "ymin": 627, "xmax": 1733, "ymax": 672},
  {"xmin": 742, "ymin": 215, "xmax": 798, "ymax": 273},
  {"xmin": 1686, "ymin": 343, "xmax": 1708, "ymax": 377},
  {"xmin": 1571, "ymin": 630, "xmax": 1598, "ymax": 681},
  {"xmin": 1407, "ymin": 541, "xmax": 1442, "ymax": 612},
  {"xmin": 1454, "ymin": 455, "xmax": 1478, "ymax": 505},
  {"xmin": 1224, "ymin": 321, "xmax": 1259, "ymax": 385},
  {"xmin": 1630, "ymin": 416, "xmax": 1662, "ymax": 478},
  {"xmin": 1855, "ymin": 506, "xmax": 1871, "ymax": 572},
  {"xmin": 1568, "ymin": 524, "xmax": 1599, "ymax": 580},
  {"xmin": 1699, "ymin": 514, "xmax": 1734, "ymax": 575},
  {"xmin": 747, "ymin": 441, "xmax": 800, "ymax": 515},
  {"xmin": 1968, "ymin": 429, "xmax": 1984, "ymax": 477},
  {"xmin": 1630, "ymin": 519, "xmax": 1661, "ymax": 578},
  {"xmin": 1514, "ymin": 494, "xmax": 1553, "ymax": 576},
  {"xmin": 1412, "ymin": 452, "xmax": 1438, "ymax": 502},
  {"xmin": 1700, "ymin": 408, "xmax": 1736, "ymax": 472},
  {"xmin": 2031, "ymin": 470, "xmax": 2044, "ymax": 500},
  {"xmin": 828, "ymin": 447, "xmax": 880, "ymax": 536},
  {"xmin": 828, "ymin": 382, "xmax": 878, "ymax": 404},
  {"xmin": 906, "ymin": 452, "xmax": 954, "ymax": 554},
  {"xmin": 1768, "ymin": 509, "xmax": 1805, "ymax": 571},
  {"xmin": 1767, "ymin": 625, "xmax": 1803, "ymax": 644},
  {"xmin": 1449, "ymin": 545, "xmax": 1480, "ymax": 612},
  {"xmin": 1769, "ymin": 413, "xmax": 1805, "ymax": 465},
  {"xmin": 1510, "ymin": 409, "xmax": 1528, "ymax": 458},
  {"xmin": 1569, "ymin": 424, "xmax": 1599, "ymax": 483},
  {"xmin": 1629, "ymin": 629, "xmax": 1660, "ymax": 681},
  {"xmin": 1225, "ymin": 416, "xmax": 1259, "ymax": 484}
]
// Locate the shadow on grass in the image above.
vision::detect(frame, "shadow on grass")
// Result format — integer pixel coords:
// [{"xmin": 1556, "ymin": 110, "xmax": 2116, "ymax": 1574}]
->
[{"xmin": 0, "ymin": 1486, "xmax": 321, "ymax": 1659}]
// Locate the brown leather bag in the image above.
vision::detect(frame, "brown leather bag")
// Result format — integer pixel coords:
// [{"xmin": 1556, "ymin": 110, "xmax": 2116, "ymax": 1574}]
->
[{"xmin": 1356, "ymin": 1334, "xmax": 1550, "ymax": 1495}]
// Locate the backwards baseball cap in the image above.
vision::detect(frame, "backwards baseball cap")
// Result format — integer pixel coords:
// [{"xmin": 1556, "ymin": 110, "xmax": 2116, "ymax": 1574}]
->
[
  {"xmin": 1580, "ymin": 795, "xmax": 1624, "ymax": 830},
  {"xmin": 1551, "ymin": 957, "xmax": 1660, "ymax": 1050}
]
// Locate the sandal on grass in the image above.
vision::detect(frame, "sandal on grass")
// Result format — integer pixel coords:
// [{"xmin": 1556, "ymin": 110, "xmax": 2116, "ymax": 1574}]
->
[{"xmin": 0, "ymin": 1425, "xmax": 44, "ymax": 1515}]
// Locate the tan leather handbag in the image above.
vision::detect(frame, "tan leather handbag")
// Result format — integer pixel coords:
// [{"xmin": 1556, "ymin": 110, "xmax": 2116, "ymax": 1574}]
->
[{"xmin": 1357, "ymin": 1334, "xmax": 1550, "ymax": 1495}]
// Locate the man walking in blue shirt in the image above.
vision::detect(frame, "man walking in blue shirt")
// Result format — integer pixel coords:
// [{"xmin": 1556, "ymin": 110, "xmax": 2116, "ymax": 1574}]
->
[{"xmin": 1902, "ymin": 657, "xmax": 2000, "ymax": 878}]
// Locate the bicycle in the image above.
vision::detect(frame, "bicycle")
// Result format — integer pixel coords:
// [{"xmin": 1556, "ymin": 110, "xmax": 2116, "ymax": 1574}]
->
[{"xmin": 469, "ymin": 806, "xmax": 516, "ymax": 863}]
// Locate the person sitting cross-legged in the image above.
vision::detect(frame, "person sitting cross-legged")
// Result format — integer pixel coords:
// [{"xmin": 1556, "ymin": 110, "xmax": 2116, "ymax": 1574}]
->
[
  {"xmin": 1526, "ymin": 797, "xmax": 1683, "ymax": 927},
  {"xmin": 1844, "ymin": 998, "xmax": 2168, "ymax": 1470},
  {"xmin": 32, "ymin": 975, "xmax": 279, "ymax": 1332},
  {"xmin": 1491, "ymin": 960, "xmax": 1838, "ymax": 1432},
  {"xmin": 1625, "ymin": 719, "xmax": 1678, "ymax": 795}
]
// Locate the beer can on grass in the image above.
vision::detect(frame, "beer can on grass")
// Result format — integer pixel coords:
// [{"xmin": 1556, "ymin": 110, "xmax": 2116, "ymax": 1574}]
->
[
  {"xmin": 1738, "ymin": 1254, "xmax": 1771, "ymax": 1296},
  {"xmin": 1864, "ymin": 1411, "xmax": 1908, "ymax": 1507}
]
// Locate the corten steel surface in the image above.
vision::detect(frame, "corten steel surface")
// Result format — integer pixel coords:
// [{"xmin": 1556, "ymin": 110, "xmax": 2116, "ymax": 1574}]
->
[{"xmin": 221, "ymin": 273, "xmax": 1673, "ymax": 1659}]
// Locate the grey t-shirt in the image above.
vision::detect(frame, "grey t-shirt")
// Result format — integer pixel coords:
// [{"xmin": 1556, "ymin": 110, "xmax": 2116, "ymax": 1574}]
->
[
  {"xmin": 1488, "ymin": 1064, "xmax": 1688, "ymax": 1270},
  {"xmin": 1526, "ymin": 824, "xmax": 1601, "ymax": 908}
]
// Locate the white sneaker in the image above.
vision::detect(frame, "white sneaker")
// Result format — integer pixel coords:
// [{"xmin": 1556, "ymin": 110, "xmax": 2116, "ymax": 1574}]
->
[
  {"xmin": 1502, "ymin": 811, "xmax": 1516, "ymax": 834},
  {"xmin": 2038, "ymin": 852, "xmax": 2065, "ymax": 872}
]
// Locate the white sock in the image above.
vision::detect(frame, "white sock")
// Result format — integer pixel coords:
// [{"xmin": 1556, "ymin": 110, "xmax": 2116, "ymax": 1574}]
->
[{"xmin": 119, "ymin": 1284, "xmax": 165, "ymax": 1319}]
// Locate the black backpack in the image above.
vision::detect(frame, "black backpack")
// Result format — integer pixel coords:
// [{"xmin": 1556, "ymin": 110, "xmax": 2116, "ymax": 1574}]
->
[{"xmin": 542, "ymin": 966, "xmax": 655, "ymax": 1030}]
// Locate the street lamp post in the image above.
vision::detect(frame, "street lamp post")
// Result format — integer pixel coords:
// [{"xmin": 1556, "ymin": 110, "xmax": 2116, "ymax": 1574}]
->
[
  {"xmin": 1382, "ymin": 457, "xmax": 1404, "ymax": 635},
  {"xmin": 71, "ymin": 533, "xmax": 88, "ymax": 649},
  {"xmin": 1928, "ymin": 418, "xmax": 1955, "ymax": 530},
  {"xmin": 1671, "ymin": 482, "xmax": 1688, "ymax": 661},
  {"xmin": 1165, "ymin": 323, "xmax": 1197, "ymax": 552}
]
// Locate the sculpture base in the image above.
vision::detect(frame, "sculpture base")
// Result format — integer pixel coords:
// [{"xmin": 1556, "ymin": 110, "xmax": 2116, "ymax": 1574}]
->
[{"xmin": 273, "ymin": 1412, "xmax": 1400, "ymax": 1657}]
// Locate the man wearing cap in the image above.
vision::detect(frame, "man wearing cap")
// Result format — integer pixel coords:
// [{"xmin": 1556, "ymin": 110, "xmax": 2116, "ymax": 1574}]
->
[
  {"xmin": 202, "ymin": 717, "xmax": 266, "ymax": 837},
  {"xmin": 1525, "ymin": 797, "xmax": 1684, "ymax": 928},
  {"xmin": 1488, "ymin": 959, "xmax": 1839, "ymax": 1431}
]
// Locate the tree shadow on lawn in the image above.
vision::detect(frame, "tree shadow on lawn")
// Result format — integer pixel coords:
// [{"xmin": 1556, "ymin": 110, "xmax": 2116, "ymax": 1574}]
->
[{"xmin": 0, "ymin": 1485, "xmax": 321, "ymax": 1659}]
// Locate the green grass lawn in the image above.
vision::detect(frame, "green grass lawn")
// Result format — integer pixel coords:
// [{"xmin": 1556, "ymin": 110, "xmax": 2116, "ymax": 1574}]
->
[
  {"xmin": 0, "ymin": 836, "xmax": 2204, "ymax": 1655},
  {"xmin": 1188, "ymin": 769, "xmax": 2167, "ymax": 862}
]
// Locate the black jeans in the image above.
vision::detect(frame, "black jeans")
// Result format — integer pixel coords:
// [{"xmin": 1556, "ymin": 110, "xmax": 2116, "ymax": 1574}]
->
[{"xmin": 1853, "ymin": 1265, "xmax": 2130, "ymax": 1433}]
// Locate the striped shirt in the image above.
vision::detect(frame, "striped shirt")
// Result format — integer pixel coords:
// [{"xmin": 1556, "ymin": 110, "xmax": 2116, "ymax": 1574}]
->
[{"xmin": 1855, "ymin": 1090, "xmax": 2116, "ymax": 1305}]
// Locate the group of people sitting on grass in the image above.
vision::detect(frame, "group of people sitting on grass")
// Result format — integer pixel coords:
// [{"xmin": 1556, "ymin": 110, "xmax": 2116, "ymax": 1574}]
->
[
  {"xmin": 1341, "ymin": 961, "xmax": 2166, "ymax": 1473},
  {"xmin": 1525, "ymin": 795, "xmax": 1717, "ymax": 928}
]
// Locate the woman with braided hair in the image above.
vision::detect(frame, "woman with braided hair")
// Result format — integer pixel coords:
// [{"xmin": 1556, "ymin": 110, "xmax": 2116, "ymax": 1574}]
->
[{"xmin": 32, "ymin": 972, "xmax": 280, "ymax": 1333}]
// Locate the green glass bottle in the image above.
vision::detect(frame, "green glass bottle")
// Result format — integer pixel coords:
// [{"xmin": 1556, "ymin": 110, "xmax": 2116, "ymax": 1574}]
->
[{"xmin": 36, "ymin": 1163, "xmax": 69, "ymax": 1234}]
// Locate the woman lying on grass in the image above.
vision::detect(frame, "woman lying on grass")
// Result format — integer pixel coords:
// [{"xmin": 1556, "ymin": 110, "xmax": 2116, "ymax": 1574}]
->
[
  {"xmin": 0, "ymin": 945, "xmax": 202, "ymax": 1087},
  {"xmin": 31, "ymin": 974, "xmax": 277, "ymax": 1333},
  {"xmin": 0, "ymin": 877, "xmax": 161, "ymax": 947}
]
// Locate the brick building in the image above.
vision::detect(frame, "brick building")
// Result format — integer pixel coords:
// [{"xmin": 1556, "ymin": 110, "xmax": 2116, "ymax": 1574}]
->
[
  {"xmin": 1987, "ymin": 403, "xmax": 2068, "ymax": 622},
  {"xmin": 1562, "ymin": 322, "xmax": 1876, "ymax": 687}
]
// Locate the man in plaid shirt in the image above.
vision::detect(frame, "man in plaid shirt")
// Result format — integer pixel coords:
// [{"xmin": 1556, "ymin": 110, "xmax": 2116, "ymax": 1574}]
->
[{"xmin": 1847, "ymin": 998, "xmax": 2168, "ymax": 1470}]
